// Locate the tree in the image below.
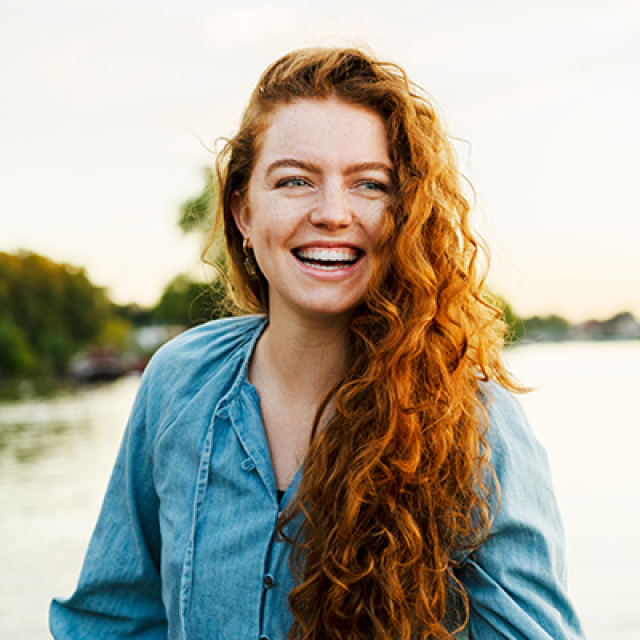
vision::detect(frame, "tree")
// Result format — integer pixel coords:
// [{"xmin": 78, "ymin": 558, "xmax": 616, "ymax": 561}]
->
[
  {"xmin": 0, "ymin": 251, "xmax": 112, "ymax": 376},
  {"xmin": 483, "ymin": 291, "xmax": 524, "ymax": 344},
  {"xmin": 0, "ymin": 317, "xmax": 35, "ymax": 377},
  {"xmin": 178, "ymin": 167, "xmax": 217, "ymax": 235},
  {"xmin": 523, "ymin": 314, "xmax": 570, "ymax": 341},
  {"xmin": 152, "ymin": 275, "xmax": 231, "ymax": 327},
  {"xmin": 157, "ymin": 166, "xmax": 233, "ymax": 326}
]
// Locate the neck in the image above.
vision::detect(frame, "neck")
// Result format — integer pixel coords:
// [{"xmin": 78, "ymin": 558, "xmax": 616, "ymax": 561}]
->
[{"xmin": 251, "ymin": 312, "xmax": 350, "ymax": 407}]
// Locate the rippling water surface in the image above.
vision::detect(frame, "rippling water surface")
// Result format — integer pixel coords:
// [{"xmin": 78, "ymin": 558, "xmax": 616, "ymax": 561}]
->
[{"xmin": 1, "ymin": 342, "xmax": 638, "ymax": 638}]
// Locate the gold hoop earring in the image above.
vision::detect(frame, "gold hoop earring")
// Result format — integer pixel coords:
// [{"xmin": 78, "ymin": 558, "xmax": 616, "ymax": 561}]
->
[{"xmin": 242, "ymin": 238, "xmax": 257, "ymax": 277}]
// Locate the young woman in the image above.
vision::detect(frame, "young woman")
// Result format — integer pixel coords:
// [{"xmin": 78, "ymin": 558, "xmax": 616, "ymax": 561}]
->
[{"xmin": 50, "ymin": 47, "xmax": 584, "ymax": 639}]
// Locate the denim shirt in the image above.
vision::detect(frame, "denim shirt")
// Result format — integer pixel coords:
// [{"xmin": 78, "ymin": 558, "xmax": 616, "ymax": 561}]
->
[{"xmin": 50, "ymin": 315, "xmax": 584, "ymax": 639}]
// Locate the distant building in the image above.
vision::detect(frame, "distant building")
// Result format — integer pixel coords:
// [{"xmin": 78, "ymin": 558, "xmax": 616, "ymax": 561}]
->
[{"xmin": 573, "ymin": 312, "xmax": 640, "ymax": 341}]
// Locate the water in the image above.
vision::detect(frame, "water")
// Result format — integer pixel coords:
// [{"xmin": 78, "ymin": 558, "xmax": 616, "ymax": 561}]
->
[
  {"xmin": 0, "ymin": 377, "xmax": 139, "ymax": 639},
  {"xmin": 1, "ymin": 342, "xmax": 638, "ymax": 638},
  {"xmin": 505, "ymin": 341, "xmax": 640, "ymax": 638}
]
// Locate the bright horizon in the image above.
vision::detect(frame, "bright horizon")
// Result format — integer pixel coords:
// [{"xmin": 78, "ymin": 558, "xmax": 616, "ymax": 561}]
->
[{"xmin": 2, "ymin": 0, "xmax": 639, "ymax": 323}]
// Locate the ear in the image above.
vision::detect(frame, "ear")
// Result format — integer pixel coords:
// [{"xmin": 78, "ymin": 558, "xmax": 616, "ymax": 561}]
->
[{"xmin": 230, "ymin": 191, "xmax": 251, "ymax": 238}]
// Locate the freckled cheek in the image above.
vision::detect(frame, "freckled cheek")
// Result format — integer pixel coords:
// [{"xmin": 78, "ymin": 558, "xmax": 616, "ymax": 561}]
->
[
  {"xmin": 360, "ymin": 203, "xmax": 389, "ymax": 240},
  {"xmin": 250, "ymin": 216, "xmax": 298, "ymax": 258}
]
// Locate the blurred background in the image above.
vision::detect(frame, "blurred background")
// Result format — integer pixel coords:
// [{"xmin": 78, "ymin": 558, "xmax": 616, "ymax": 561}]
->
[{"xmin": 1, "ymin": 1, "xmax": 639, "ymax": 637}]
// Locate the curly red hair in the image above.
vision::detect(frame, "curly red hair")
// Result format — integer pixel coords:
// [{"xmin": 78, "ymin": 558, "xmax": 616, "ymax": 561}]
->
[{"xmin": 206, "ymin": 46, "xmax": 517, "ymax": 639}]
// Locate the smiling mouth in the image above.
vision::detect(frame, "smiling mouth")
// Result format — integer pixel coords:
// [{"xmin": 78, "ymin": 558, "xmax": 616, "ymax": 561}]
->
[{"xmin": 293, "ymin": 247, "xmax": 362, "ymax": 271}]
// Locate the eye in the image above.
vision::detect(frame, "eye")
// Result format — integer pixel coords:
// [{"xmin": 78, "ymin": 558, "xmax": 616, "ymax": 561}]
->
[
  {"xmin": 275, "ymin": 177, "xmax": 310, "ymax": 188},
  {"xmin": 357, "ymin": 180, "xmax": 389, "ymax": 193}
]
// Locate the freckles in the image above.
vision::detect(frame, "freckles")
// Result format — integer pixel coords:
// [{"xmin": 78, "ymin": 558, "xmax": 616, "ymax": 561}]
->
[{"xmin": 358, "ymin": 201, "xmax": 388, "ymax": 230}]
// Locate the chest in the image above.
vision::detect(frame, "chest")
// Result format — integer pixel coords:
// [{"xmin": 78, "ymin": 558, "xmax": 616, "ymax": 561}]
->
[
  {"xmin": 258, "ymin": 394, "xmax": 315, "ymax": 491},
  {"xmin": 153, "ymin": 387, "xmax": 301, "ymax": 638}
]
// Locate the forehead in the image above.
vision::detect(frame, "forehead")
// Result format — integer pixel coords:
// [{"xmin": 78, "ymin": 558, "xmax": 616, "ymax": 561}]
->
[{"xmin": 254, "ymin": 97, "xmax": 391, "ymax": 169}]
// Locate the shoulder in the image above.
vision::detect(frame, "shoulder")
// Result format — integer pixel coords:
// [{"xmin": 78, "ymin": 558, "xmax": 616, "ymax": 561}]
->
[
  {"xmin": 133, "ymin": 315, "xmax": 267, "ymax": 428},
  {"xmin": 143, "ymin": 315, "xmax": 266, "ymax": 383},
  {"xmin": 478, "ymin": 380, "xmax": 547, "ymax": 470},
  {"xmin": 156, "ymin": 314, "xmax": 266, "ymax": 357},
  {"xmin": 477, "ymin": 380, "xmax": 559, "ymax": 533}
]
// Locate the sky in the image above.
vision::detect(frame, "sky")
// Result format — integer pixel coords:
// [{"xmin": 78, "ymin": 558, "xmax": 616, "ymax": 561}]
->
[{"xmin": 1, "ymin": 0, "xmax": 639, "ymax": 322}]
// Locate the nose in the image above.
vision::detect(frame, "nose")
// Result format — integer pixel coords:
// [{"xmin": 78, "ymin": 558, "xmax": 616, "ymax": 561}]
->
[{"xmin": 309, "ymin": 184, "xmax": 352, "ymax": 230}]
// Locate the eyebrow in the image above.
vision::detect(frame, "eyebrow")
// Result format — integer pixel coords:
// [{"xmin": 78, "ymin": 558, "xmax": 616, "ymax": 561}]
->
[{"xmin": 265, "ymin": 158, "xmax": 393, "ymax": 178}]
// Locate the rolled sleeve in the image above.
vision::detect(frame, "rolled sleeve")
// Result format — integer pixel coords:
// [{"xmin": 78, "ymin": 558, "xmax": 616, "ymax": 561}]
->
[{"xmin": 458, "ymin": 384, "xmax": 585, "ymax": 639}]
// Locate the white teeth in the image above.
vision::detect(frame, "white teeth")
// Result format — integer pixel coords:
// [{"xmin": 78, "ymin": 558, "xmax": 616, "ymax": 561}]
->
[
  {"xmin": 304, "ymin": 262, "xmax": 348, "ymax": 271},
  {"xmin": 296, "ymin": 248, "xmax": 358, "ymax": 262}
]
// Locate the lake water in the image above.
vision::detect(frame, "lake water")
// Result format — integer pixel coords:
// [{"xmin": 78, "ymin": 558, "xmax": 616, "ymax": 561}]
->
[{"xmin": 1, "ymin": 341, "xmax": 638, "ymax": 638}]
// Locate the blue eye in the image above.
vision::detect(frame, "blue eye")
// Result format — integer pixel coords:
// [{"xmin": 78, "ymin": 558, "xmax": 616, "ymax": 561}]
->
[
  {"xmin": 360, "ymin": 181, "xmax": 388, "ymax": 192},
  {"xmin": 277, "ymin": 177, "xmax": 309, "ymax": 188}
]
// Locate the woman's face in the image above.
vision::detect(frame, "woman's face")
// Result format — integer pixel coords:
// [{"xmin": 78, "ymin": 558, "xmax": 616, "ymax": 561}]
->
[{"xmin": 232, "ymin": 97, "xmax": 393, "ymax": 326}]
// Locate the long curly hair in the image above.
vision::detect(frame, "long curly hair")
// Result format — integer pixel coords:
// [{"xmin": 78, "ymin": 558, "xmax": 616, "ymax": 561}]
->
[{"xmin": 206, "ymin": 46, "xmax": 518, "ymax": 640}]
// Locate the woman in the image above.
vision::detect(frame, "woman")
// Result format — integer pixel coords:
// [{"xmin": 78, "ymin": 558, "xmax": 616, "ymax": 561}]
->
[{"xmin": 50, "ymin": 47, "xmax": 584, "ymax": 639}]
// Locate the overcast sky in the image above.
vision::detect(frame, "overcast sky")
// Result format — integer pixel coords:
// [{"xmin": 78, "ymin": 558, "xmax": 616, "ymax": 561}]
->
[{"xmin": 2, "ymin": 0, "xmax": 639, "ymax": 321}]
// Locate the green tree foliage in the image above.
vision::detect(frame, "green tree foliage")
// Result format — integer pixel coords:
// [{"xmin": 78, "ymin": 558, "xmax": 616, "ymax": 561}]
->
[
  {"xmin": 0, "ymin": 251, "xmax": 111, "ymax": 377},
  {"xmin": 152, "ymin": 274, "xmax": 231, "ymax": 327},
  {"xmin": 98, "ymin": 314, "xmax": 135, "ymax": 352},
  {"xmin": 0, "ymin": 317, "xmax": 34, "ymax": 376},
  {"xmin": 523, "ymin": 314, "xmax": 570, "ymax": 341},
  {"xmin": 114, "ymin": 303, "xmax": 154, "ymax": 328},
  {"xmin": 178, "ymin": 166, "xmax": 230, "ymax": 268},
  {"xmin": 164, "ymin": 166, "xmax": 232, "ymax": 325},
  {"xmin": 483, "ymin": 291, "xmax": 525, "ymax": 344},
  {"xmin": 178, "ymin": 167, "xmax": 217, "ymax": 235}
]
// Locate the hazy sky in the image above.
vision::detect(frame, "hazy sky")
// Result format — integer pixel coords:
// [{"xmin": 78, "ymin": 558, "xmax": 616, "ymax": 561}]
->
[{"xmin": 2, "ymin": 0, "xmax": 639, "ymax": 321}]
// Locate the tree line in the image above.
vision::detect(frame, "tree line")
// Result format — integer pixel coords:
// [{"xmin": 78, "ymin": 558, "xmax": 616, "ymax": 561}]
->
[
  {"xmin": 0, "ymin": 249, "xmax": 230, "ymax": 380},
  {"xmin": 0, "ymin": 251, "xmax": 112, "ymax": 378}
]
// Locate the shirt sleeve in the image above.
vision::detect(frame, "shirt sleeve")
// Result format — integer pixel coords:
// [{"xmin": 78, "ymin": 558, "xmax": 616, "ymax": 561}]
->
[
  {"xmin": 49, "ymin": 372, "xmax": 167, "ymax": 639},
  {"xmin": 457, "ymin": 384, "xmax": 585, "ymax": 639}
]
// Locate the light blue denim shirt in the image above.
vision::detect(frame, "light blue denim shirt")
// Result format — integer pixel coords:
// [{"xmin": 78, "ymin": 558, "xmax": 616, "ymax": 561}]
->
[{"xmin": 50, "ymin": 315, "xmax": 584, "ymax": 639}]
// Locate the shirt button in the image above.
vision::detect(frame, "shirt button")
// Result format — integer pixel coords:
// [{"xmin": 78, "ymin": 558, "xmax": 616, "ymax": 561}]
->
[
  {"xmin": 241, "ymin": 457, "xmax": 256, "ymax": 472},
  {"xmin": 264, "ymin": 573, "xmax": 276, "ymax": 589}
]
